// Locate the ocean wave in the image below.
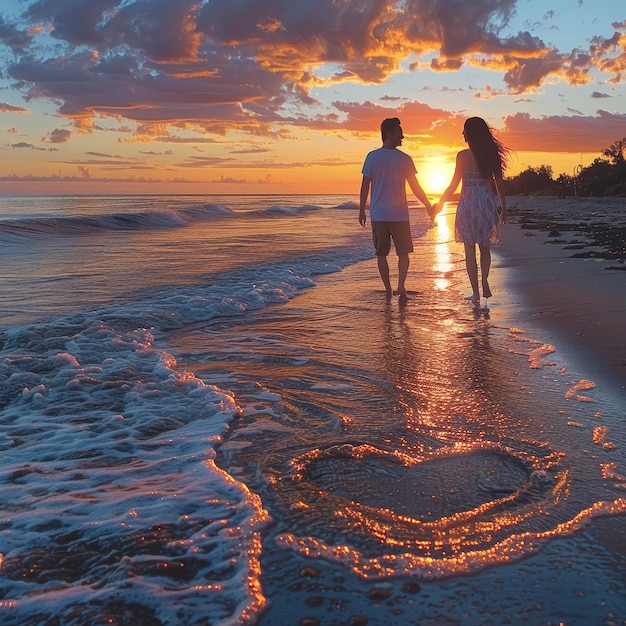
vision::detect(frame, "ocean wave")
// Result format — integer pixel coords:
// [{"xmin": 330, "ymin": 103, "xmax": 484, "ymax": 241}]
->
[
  {"xmin": 266, "ymin": 203, "xmax": 321, "ymax": 215},
  {"xmin": 0, "ymin": 316, "xmax": 268, "ymax": 624},
  {"xmin": 91, "ymin": 246, "xmax": 371, "ymax": 332},
  {"xmin": 0, "ymin": 242, "xmax": 376, "ymax": 624},
  {"xmin": 0, "ymin": 202, "xmax": 234, "ymax": 239}
]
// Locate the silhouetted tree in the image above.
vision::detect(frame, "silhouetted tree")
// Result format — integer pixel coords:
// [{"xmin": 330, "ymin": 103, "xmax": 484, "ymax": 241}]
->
[
  {"xmin": 504, "ymin": 165, "xmax": 555, "ymax": 195},
  {"xmin": 503, "ymin": 137, "xmax": 626, "ymax": 196},
  {"xmin": 602, "ymin": 138, "xmax": 626, "ymax": 166},
  {"xmin": 556, "ymin": 173, "xmax": 573, "ymax": 198},
  {"xmin": 576, "ymin": 157, "xmax": 613, "ymax": 196}
]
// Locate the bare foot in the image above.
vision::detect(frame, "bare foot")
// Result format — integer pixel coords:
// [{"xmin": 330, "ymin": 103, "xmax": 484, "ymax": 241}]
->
[
  {"xmin": 482, "ymin": 281, "xmax": 492, "ymax": 298},
  {"xmin": 465, "ymin": 294, "xmax": 480, "ymax": 305}
]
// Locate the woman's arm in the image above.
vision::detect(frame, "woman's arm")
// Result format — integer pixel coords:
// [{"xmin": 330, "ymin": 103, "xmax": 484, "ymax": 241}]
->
[
  {"xmin": 493, "ymin": 172, "xmax": 507, "ymax": 224},
  {"xmin": 437, "ymin": 151, "xmax": 464, "ymax": 208}
]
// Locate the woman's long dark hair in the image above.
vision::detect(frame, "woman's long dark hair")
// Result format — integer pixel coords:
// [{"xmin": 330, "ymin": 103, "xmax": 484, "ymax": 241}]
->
[{"xmin": 463, "ymin": 117, "xmax": 510, "ymax": 179}]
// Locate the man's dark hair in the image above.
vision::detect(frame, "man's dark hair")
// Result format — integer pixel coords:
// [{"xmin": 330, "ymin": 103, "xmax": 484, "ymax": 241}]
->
[{"xmin": 381, "ymin": 117, "xmax": 401, "ymax": 142}]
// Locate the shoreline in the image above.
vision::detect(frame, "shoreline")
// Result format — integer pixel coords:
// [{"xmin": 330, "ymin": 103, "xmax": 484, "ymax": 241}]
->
[{"xmin": 490, "ymin": 196, "xmax": 626, "ymax": 398}]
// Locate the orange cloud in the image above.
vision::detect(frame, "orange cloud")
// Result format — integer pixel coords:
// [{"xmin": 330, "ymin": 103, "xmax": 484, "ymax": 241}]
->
[
  {"xmin": 501, "ymin": 110, "xmax": 626, "ymax": 152},
  {"xmin": 591, "ymin": 24, "xmax": 626, "ymax": 80},
  {"xmin": 1, "ymin": 0, "xmax": 624, "ymax": 159},
  {"xmin": 330, "ymin": 99, "xmax": 451, "ymax": 136}
]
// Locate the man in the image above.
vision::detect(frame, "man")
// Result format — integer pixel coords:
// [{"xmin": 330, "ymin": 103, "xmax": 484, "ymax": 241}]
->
[{"xmin": 359, "ymin": 117, "xmax": 433, "ymax": 299}]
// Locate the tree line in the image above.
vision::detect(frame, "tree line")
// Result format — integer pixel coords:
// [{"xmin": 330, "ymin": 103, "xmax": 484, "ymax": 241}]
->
[{"xmin": 504, "ymin": 138, "xmax": 626, "ymax": 197}]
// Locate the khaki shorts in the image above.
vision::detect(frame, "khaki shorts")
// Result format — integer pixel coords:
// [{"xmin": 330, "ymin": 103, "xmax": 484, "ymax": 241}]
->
[{"xmin": 371, "ymin": 220, "xmax": 414, "ymax": 256}]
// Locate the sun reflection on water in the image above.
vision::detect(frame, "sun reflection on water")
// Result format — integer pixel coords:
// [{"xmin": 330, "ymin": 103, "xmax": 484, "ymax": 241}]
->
[{"xmin": 433, "ymin": 209, "xmax": 453, "ymax": 292}]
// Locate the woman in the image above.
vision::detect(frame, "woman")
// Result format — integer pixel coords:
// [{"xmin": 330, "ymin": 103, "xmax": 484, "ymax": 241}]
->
[{"xmin": 437, "ymin": 117, "xmax": 510, "ymax": 305}]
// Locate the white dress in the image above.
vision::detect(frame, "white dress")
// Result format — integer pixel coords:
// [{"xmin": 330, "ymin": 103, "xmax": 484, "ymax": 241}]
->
[{"xmin": 455, "ymin": 171, "xmax": 501, "ymax": 247}]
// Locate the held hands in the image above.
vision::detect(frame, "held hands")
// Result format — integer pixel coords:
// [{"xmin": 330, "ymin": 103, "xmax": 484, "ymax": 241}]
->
[
  {"xmin": 426, "ymin": 203, "xmax": 436, "ymax": 224},
  {"xmin": 428, "ymin": 202, "xmax": 441, "ymax": 223}
]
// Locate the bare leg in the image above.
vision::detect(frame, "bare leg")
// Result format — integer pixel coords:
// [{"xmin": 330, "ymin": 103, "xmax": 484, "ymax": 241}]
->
[
  {"xmin": 464, "ymin": 243, "xmax": 480, "ymax": 302},
  {"xmin": 394, "ymin": 254, "xmax": 409, "ymax": 295},
  {"xmin": 479, "ymin": 245, "xmax": 492, "ymax": 298},
  {"xmin": 377, "ymin": 255, "xmax": 393, "ymax": 298}
]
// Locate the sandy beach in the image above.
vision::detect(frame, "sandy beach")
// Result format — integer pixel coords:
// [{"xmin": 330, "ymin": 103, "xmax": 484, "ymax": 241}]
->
[{"xmin": 491, "ymin": 195, "xmax": 626, "ymax": 398}]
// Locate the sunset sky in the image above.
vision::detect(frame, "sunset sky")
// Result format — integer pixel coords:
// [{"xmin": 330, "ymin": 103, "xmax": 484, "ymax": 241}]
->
[{"xmin": 0, "ymin": 0, "xmax": 624, "ymax": 195}]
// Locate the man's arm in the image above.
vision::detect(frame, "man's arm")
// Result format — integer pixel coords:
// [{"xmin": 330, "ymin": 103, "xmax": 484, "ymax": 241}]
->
[
  {"xmin": 406, "ymin": 173, "xmax": 433, "ymax": 219},
  {"xmin": 359, "ymin": 175, "xmax": 371, "ymax": 227}
]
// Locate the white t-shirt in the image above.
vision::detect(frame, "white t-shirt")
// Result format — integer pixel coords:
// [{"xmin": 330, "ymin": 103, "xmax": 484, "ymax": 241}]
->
[{"xmin": 361, "ymin": 147, "xmax": 417, "ymax": 221}]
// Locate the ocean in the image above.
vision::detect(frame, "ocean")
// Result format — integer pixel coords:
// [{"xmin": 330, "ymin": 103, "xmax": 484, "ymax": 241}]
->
[{"xmin": 0, "ymin": 194, "xmax": 624, "ymax": 626}]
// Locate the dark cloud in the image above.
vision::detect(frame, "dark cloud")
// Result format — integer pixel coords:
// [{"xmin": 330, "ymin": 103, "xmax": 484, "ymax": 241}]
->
[
  {"xmin": 501, "ymin": 49, "xmax": 592, "ymax": 94},
  {"xmin": 431, "ymin": 58, "xmax": 463, "ymax": 71},
  {"xmin": 47, "ymin": 128, "xmax": 72, "ymax": 143},
  {"xmin": 0, "ymin": 102, "xmax": 30, "ymax": 115},
  {"xmin": 210, "ymin": 176, "xmax": 249, "ymax": 184},
  {"xmin": 9, "ymin": 52, "xmax": 279, "ymax": 128},
  {"xmin": 11, "ymin": 141, "xmax": 36, "ymax": 149},
  {"xmin": 230, "ymin": 146, "xmax": 272, "ymax": 155},
  {"xmin": 86, "ymin": 151, "xmax": 128, "ymax": 158},
  {"xmin": 176, "ymin": 154, "xmax": 358, "ymax": 169},
  {"xmin": 11, "ymin": 141, "xmax": 57, "ymax": 151},
  {"xmin": 0, "ymin": 14, "xmax": 32, "ymax": 53},
  {"xmin": 0, "ymin": 172, "xmax": 180, "ymax": 183},
  {"xmin": 427, "ymin": 0, "xmax": 531, "ymax": 58},
  {"xmin": 0, "ymin": 102, "xmax": 29, "ymax": 113},
  {"xmin": 138, "ymin": 149, "xmax": 173, "ymax": 155},
  {"xmin": 148, "ymin": 137, "xmax": 224, "ymax": 144}
]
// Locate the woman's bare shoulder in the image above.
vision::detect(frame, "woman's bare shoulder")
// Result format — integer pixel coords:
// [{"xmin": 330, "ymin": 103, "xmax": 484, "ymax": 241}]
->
[{"xmin": 456, "ymin": 149, "xmax": 473, "ymax": 167}]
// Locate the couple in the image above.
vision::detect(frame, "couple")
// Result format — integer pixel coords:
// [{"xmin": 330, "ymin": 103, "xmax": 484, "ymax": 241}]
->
[{"xmin": 359, "ymin": 116, "xmax": 509, "ymax": 304}]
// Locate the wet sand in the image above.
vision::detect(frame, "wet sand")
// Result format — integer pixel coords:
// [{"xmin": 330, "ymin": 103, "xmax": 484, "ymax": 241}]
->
[
  {"xmin": 249, "ymin": 201, "xmax": 626, "ymax": 625},
  {"xmin": 490, "ymin": 196, "xmax": 626, "ymax": 398}
]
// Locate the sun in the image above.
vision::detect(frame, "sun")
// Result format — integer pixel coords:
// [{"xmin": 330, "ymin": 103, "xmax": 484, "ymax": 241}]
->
[
  {"xmin": 427, "ymin": 171, "xmax": 448, "ymax": 194},
  {"xmin": 417, "ymin": 158, "xmax": 455, "ymax": 196}
]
